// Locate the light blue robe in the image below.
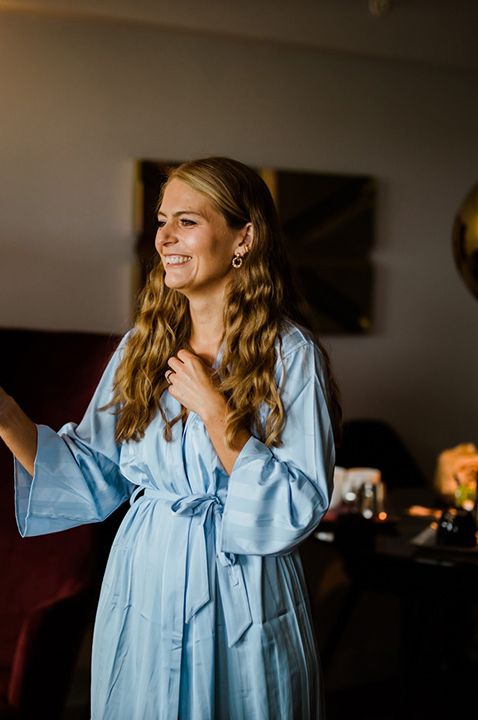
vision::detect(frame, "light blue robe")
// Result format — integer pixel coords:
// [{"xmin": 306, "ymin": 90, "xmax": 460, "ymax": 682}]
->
[{"xmin": 14, "ymin": 322, "xmax": 335, "ymax": 720}]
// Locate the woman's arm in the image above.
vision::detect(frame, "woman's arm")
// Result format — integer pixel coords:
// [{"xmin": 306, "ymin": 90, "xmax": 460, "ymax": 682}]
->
[
  {"xmin": 166, "ymin": 338, "xmax": 335, "ymax": 557},
  {"xmin": 10, "ymin": 333, "xmax": 134, "ymax": 537},
  {"xmin": 0, "ymin": 388, "xmax": 37, "ymax": 475},
  {"xmin": 219, "ymin": 340, "xmax": 335, "ymax": 556},
  {"xmin": 201, "ymin": 396, "xmax": 251, "ymax": 475}
]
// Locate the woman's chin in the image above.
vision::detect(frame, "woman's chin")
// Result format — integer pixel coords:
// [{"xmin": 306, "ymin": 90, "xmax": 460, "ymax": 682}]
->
[{"xmin": 164, "ymin": 274, "xmax": 187, "ymax": 290}]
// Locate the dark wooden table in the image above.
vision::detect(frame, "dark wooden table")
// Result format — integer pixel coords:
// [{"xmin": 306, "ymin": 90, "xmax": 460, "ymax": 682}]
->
[{"xmin": 313, "ymin": 488, "xmax": 478, "ymax": 719}]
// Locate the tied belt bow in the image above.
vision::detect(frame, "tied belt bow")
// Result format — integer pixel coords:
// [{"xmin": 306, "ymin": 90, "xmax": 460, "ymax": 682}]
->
[{"xmin": 131, "ymin": 487, "xmax": 252, "ymax": 647}]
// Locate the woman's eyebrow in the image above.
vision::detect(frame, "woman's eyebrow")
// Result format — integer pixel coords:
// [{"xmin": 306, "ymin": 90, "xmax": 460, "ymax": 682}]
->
[{"xmin": 157, "ymin": 210, "xmax": 204, "ymax": 218}]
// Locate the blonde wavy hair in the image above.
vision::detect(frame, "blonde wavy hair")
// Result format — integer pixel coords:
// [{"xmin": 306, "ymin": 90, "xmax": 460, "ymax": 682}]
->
[{"xmin": 108, "ymin": 157, "xmax": 341, "ymax": 448}]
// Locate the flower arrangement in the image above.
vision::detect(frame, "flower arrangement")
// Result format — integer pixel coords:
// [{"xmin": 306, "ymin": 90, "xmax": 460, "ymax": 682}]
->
[{"xmin": 434, "ymin": 442, "xmax": 478, "ymax": 509}]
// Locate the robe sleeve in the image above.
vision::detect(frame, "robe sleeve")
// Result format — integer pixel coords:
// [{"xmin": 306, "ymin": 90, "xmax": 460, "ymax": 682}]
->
[
  {"xmin": 220, "ymin": 339, "xmax": 335, "ymax": 556},
  {"xmin": 14, "ymin": 332, "xmax": 134, "ymax": 537}
]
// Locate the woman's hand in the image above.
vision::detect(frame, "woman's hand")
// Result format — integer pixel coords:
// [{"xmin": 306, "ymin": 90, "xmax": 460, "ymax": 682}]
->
[
  {"xmin": 0, "ymin": 386, "xmax": 37, "ymax": 475},
  {"xmin": 166, "ymin": 349, "xmax": 250, "ymax": 474},
  {"xmin": 166, "ymin": 349, "xmax": 226, "ymax": 421},
  {"xmin": 0, "ymin": 386, "xmax": 15, "ymax": 431}
]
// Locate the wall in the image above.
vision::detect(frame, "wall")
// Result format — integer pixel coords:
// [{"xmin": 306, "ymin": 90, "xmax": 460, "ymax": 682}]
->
[{"xmin": 0, "ymin": 11, "xmax": 477, "ymax": 478}]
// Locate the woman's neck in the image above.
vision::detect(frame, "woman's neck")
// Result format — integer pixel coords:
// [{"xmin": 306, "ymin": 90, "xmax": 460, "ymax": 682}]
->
[{"xmin": 187, "ymin": 296, "xmax": 224, "ymax": 365}]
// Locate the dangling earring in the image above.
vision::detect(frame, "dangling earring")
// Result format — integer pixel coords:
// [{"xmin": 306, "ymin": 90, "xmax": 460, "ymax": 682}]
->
[{"xmin": 232, "ymin": 251, "xmax": 243, "ymax": 269}]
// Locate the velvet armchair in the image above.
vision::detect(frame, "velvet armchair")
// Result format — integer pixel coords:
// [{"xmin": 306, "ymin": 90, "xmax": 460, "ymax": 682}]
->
[{"xmin": 0, "ymin": 328, "xmax": 126, "ymax": 719}]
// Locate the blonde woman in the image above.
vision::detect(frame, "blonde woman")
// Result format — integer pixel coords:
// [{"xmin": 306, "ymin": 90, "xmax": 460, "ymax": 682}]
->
[{"xmin": 0, "ymin": 157, "xmax": 340, "ymax": 719}]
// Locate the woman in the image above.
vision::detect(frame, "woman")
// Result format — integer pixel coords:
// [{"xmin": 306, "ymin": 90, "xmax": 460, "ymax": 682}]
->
[{"xmin": 0, "ymin": 157, "xmax": 340, "ymax": 719}]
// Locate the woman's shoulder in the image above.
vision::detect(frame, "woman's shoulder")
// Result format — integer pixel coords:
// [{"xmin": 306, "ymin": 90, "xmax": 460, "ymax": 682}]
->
[
  {"xmin": 277, "ymin": 320, "xmax": 318, "ymax": 360},
  {"xmin": 118, "ymin": 327, "xmax": 135, "ymax": 347},
  {"xmin": 106, "ymin": 328, "xmax": 135, "ymax": 366}
]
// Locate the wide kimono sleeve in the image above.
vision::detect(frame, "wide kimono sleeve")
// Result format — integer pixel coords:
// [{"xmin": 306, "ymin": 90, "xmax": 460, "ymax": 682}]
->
[
  {"xmin": 14, "ymin": 333, "xmax": 134, "ymax": 537},
  {"xmin": 220, "ymin": 338, "xmax": 335, "ymax": 556}
]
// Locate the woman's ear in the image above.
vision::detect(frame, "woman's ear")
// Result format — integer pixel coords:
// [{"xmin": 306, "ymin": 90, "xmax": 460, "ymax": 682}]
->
[{"xmin": 236, "ymin": 222, "xmax": 254, "ymax": 256}]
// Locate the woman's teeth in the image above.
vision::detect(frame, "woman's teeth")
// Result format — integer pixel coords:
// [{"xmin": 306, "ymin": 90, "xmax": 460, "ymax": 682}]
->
[{"xmin": 166, "ymin": 256, "xmax": 192, "ymax": 265}]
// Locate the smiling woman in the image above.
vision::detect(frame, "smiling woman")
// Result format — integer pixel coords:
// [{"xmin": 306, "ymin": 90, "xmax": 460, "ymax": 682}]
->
[
  {"xmin": 136, "ymin": 159, "xmax": 376, "ymax": 334},
  {"xmin": 155, "ymin": 178, "xmax": 253, "ymax": 305},
  {"xmin": 1, "ymin": 156, "xmax": 341, "ymax": 720}
]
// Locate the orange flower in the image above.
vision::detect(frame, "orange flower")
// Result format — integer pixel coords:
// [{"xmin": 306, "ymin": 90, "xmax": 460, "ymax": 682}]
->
[{"xmin": 434, "ymin": 443, "xmax": 478, "ymax": 504}]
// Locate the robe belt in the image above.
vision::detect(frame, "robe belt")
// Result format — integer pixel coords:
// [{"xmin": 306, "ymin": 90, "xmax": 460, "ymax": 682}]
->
[{"xmin": 131, "ymin": 486, "xmax": 252, "ymax": 647}]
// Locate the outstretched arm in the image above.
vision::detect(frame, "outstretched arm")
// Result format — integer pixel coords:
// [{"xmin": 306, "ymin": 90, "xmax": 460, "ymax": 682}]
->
[
  {"xmin": 9, "ymin": 331, "xmax": 134, "ymax": 537},
  {"xmin": 0, "ymin": 387, "xmax": 37, "ymax": 475}
]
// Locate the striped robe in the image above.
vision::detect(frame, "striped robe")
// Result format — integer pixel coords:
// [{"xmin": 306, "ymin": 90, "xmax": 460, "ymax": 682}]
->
[{"xmin": 14, "ymin": 322, "xmax": 335, "ymax": 720}]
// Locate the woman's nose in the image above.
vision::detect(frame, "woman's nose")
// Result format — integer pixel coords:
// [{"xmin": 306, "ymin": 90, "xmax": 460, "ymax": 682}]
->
[{"xmin": 155, "ymin": 222, "xmax": 177, "ymax": 250}]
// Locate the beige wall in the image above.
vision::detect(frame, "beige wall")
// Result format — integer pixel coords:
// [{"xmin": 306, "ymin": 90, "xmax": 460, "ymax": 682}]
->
[{"xmin": 0, "ymin": 11, "xmax": 477, "ymax": 477}]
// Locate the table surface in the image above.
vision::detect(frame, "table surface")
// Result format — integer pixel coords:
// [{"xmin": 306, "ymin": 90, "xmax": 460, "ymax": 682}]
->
[{"xmin": 316, "ymin": 486, "xmax": 478, "ymax": 569}]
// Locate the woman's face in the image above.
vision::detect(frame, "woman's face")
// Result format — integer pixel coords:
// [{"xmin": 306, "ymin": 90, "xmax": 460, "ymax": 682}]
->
[{"xmin": 155, "ymin": 178, "xmax": 242, "ymax": 302}]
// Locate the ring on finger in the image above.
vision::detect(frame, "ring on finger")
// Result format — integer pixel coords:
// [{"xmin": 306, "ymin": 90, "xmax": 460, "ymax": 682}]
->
[{"xmin": 166, "ymin": 370, "xmax": 174, "ymax": 384}]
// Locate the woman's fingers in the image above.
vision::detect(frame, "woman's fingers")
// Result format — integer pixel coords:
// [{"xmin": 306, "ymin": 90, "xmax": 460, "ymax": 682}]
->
[
  {"xmin": 165, "ymin": 350, "xmax": 220, "ymax": 416},
  {"xmin": 170, "ymin": 350, "xmax": 214, "ymax": 378},
  {"xmin": 165, "ymin": 369, "xmax": 174, "ymax": 385},
  {"xmin": 167, "ymin": 355, "xmax": 185, "ymax": 373}
]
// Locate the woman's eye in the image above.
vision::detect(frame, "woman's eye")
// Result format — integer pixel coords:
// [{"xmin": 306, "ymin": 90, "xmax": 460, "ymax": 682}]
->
[
  {"xmin": 156, "ymin": 219, "xmax": 166, "ymax": 228},
  {"xmin": 180, "ymin": 218, "xmax": 196, "ymax": 226}
]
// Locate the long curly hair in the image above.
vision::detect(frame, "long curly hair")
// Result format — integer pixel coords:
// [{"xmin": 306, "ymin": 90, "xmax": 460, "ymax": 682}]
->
[{"xmin": 108, "ymin": 157, "xmax": 341, "ymax": 448}]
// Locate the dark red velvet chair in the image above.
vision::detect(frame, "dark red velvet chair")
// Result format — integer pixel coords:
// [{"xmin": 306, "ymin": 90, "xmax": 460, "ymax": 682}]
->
[{"xmin": 0, "ymin": 328, "xmax": 127, "ymax": 719}]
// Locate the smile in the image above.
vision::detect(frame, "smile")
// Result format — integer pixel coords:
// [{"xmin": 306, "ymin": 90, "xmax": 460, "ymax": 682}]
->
[{"xmin": 164, "ymin": 255, "xmax": 192, "ymax": 265}]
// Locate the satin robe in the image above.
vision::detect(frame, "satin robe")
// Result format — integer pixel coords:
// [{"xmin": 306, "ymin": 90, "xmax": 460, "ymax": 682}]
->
[{"xmin": 14, "ymin": 322, "xmax": 335, "ymax": 719}]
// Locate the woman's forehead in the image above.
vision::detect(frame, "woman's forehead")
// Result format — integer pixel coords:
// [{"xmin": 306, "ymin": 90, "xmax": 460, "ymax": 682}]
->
[{"xmin": 159, "ymin": 178, "xmax": 213, "ymax": 214}]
